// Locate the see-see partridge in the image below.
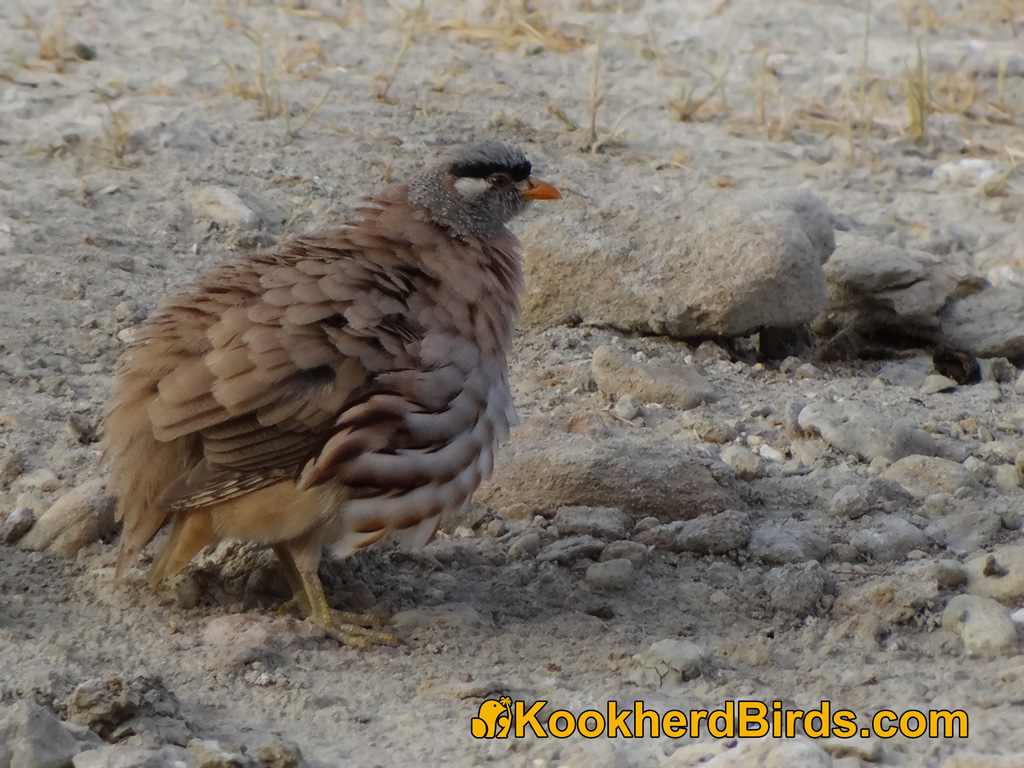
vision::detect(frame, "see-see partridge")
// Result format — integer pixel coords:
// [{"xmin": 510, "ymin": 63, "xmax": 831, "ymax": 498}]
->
[{"xmin": 102, "ymin": 141, "xmax": 560, "ymax": 647}]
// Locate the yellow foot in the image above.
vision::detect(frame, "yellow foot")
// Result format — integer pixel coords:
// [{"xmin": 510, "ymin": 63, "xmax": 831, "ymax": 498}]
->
[{"xmin": 322, "ymin": 620, "xmax": 402, "ymax": 650}]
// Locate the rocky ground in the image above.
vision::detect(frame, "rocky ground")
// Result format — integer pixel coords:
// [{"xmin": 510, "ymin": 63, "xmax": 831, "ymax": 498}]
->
[{"xmin": 2, "ymin": 0, "xmax": 1024, "ymax": 766}]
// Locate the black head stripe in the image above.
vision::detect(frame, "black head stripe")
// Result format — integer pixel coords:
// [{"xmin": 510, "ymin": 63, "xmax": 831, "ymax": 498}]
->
[{"xmin": 449, "ymin": 158, "xmax": 532, "ymax": 183}]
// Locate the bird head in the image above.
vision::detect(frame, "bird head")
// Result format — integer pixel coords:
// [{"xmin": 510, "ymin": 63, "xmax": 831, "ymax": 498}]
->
[{"xmin": 408, "ymin": 141, "xmax": 560, "ymax": 240}]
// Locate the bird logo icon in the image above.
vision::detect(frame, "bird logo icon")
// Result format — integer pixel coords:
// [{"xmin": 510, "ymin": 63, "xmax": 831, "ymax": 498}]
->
[{"xmin": 471, "ymin": 696, "xmax": 513, "ymax": 738}]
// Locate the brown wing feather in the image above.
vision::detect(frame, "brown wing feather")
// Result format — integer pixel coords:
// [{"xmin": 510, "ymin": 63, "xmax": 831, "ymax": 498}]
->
[{"xmin": 102, "ymin": 233, "xmax": 416, "ymax": 573}]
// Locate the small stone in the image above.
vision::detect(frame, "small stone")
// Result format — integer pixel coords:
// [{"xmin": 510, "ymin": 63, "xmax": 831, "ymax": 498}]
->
[
  {"xmin": 502, "ymin": 503, "xmax": 533, "ymax": 523},
  {"xmin": 965, "ymin": 546, "xmax": 1024, "ymax": 604},
  {"xmin": 962, "ymin": 456, "xmax": 990, "ymax": 482},
  {"xmin": 17, "ymin": 479, "xmax": 117, "ymax": 558},
  {"xmin": 942, "ymin": 594, "xmax": 1019, "ymax": 658},
  {"xmin": 195, "ymin": 185, "xmax": 266, "ymax": 230},
  {"xmin": 747, "ymin": 521, "xmax": 829, "ymax": 564},
  {"xmin": 779, "ymin": 356, "xmax": 802, "ymax": 374},
  {"xmin": 882, "ymin": 455, "xmax": 982, "ymax": 500},
  {"xmin": 638, "ymin": 509, "xmax": 750, "ymax": 555},
  {"xmin": 763, "ymin": 561, "xmax": 837, "ymax": 617},
  {"xmin": 599, "ymin": 540, "xmax": 649, "ymax": 567},
  {"xmin": 980, "ymin": 357, "xmax": 1018, "ymax": 383},
  {"xmin": 72, "ymin": 41, "xmax": 97, "ymax": 60},
  {"xmin": 703, "ymin": 736, "xmax": 832, "ymax": 767},
  {"xmin": 923, "ymin": 493, "xmax": 949, "ymax": 516},
  {"xmin": 922, "ymin": 374, "xmax": 958, "ymax": 394},
  {"xmin": 794, "ymin": 363, "xmax": 820, "ymax": 379},
  {"xmin": 586, "ymin": 559, "xmax": 635, "ymax": 592},
  {"xmin": 850, "ymin": 515, "xmax": 929, "ymax": 562},
  {"xmin": 592, "ymin": 346, "xmax": 718, "ymax": 410},
  {"xmin": 188, "ymin": 739, "xmax": 253, "ymax": 768},
  {"xmin": 553, "ymin": 506, "xmax": 630, "ymax": 541},
  {"xmin": 933, "ymin": 560, "xmax": 968, "ymax": 589},
  {"xmin": 507, "ymin": 532, "xmax": 542, "ymax": 560},
  {"xmin": 633, "ymin": 639, "xmax": 711, "ymax": 685},
  {"xmin": 758, "ymin": 445, "xmax": 786, "ymax": 462},
  {"xmin": 0, "ymin": 506, "xmax": 35, "ymax": 544},
  {"xmin": 13, "ymin": 467, "xmax": 62, "ymax": 492},
  {"xmin": 720, "ymin": 445, "xmax": 763, "ymax": 480},
  {"xmin": 692, "ymin": 417, "xmax": 738, "ymax": 444},
  {"xmin": 992, "ymin": 464, "xmax": 1022, "ymax": 492},
  {"xmin": 611, "ymin": 393, "xmax": 641, "ymax": 421},
  {"xmin": 255, "ymin": 739, "xmax": 306, "ymax": 768},
  {"xmin": 536, "ymin": 535, "xmax": 605, "ymax": 564},
  {"xmin": 830, "ymin": 485, "xmax": 871, "ymax": 519},
  {"xmin": 1001, "ymin": 508, "xmax": 1024, "ymax": 531}
]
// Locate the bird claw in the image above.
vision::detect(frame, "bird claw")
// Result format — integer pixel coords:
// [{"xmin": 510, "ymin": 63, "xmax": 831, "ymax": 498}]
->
[{"xmin": 323, "ymin": 622, "xmax": 402, "ymax": 649}]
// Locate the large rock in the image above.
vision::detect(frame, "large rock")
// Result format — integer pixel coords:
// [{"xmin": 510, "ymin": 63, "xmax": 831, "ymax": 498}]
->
[
  {"xmin": 821, "ymin": 234, "xmax": 982, "ymax": 342},
  {"xmin": 519, "ymin": 189, "xmax": 833, "ymax": 339},
  {"xmin": 797, "ymin": 401, "xmax": 937, "ymax": 462},
  {"xmin": 477, "ymin": 428, "xmax": 735, "ymax": 522},
  {"xmin": 938, "ymin": 286, "xmax": 1024, "ymax": 363}
]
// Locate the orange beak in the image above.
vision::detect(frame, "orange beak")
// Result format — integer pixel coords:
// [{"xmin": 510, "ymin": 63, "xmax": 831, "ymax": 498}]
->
[{"xmin": 522, "ymin": 178, "xmax": 561, "ymax": 201}]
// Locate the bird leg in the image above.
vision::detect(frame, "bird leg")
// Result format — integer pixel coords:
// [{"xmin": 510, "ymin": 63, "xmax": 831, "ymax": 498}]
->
[{"xmin": 271, "ymin": 544, "xmax": 399, "ymax": 648}]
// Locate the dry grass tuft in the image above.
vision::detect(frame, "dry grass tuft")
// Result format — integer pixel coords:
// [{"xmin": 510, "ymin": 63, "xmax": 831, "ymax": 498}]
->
[{"xmin": 425, "ymin": 0, "xmax": 588, "ymax": 54}]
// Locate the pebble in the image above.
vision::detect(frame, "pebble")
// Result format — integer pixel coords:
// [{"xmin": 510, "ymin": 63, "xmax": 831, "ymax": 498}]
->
[
  {"xmin": 17, "ymin": 479, "xmax": 117, "ymax": 558},
  {"xmin": 701, "ymin": 737, "xmax": 832, "ymax": 768},
  {"xmin": 795, "ymin": 363, "xmax": 820, "ymax": 379},
  {"xmin": 962, "ymin": 456, "xmax": 990, "ymax": 482},
  {"xmin": 536, "ymin": 535, "xmax": 605, "ymax": 564},
  {"xmin": 992, "ymin": 464, "xmax": 1022, "ymax": 492},
  {"xmin": 747, "ymin": 521, "xmax": 829, "ymax": 564},
  {"xmin": 592, "ymin": 345, "xmax": 718, "ymax": 409},
  {"xmin": 921, "ymin": 374, "xmax": 958, "ymax": 393},
  {"xmin": 850, "ymin": 514, "xmax": 929, "ymax": 562},
  {"xmin": 12, "ymin": 467, "xmax": 62, "ymax": 493},
  {"xmin": 195, "ymin": 185, "xmax": 266, "ymax": 229},
  {"xmin": 586, "ymin": 558, "xmax": 635, "ymax": 592},
  {"xmin": 763, "ymin": 562, "xmax": 837, "ymax": 617},
  {"xmin": 692, "ymin": 417, "xmax": 738, "ymax": 444},
  {"xmin": 881, "ymin": 455, "xmax": 981, "ymax": 499},
  {"xmin": 637, "ymin": 509, "xmax": 751, "ymax": 555},
  {"xmin": 507, "ymin": 531, "xmax": 542, "ymax": 559},
  {"xmin": 720, "ymin": 444, "xmax": 763, "ymax": 480},
  {"xmin": 189, "ymin": 738, "xmax": 252, "ymax": 768},
  {"xmin": 633, "ymin": 639, "xmax": 711, "ymax": 685},
  {"xmin": 612, "ymin": 393, "xmax": 641, "ymax": 421},
  {"xmin": 980, "ymin": 357, "xmax": 1018, "ymax": 383},
  {"xmin": 599, "ymin": 540, "xmax": 650, "ymax": 566},
  {"xmin": 942, "ymin": 594, "xmax": 1019, "ymax": 658},
  {"xmin": 833, "ymin": 575, "xmax": 938, "ymax": 625},
  {"xmin": 0, "ymin": 505, "xmax": 35, "ymax": 544},
  {"xmin": 758, "ymin": 444, "xmax": 786, "ymax": 463},
  {"xmin": 830, "ymin": 485, "xmax": 871, "ymax": 519},
  {"xmin": 255, "ymin": 739, "xmax": 307, "ymax": 768},
  {"xmin": 553, "ymin": 506, "xmax": 630, "ymax": 541},
  {"xmin": 928, "ymin": 509, "xmax": 1004, "ymax": 555},
  {"xmin": 965, "ymin": 545, "xmax": 1024, "ymax": 604}
]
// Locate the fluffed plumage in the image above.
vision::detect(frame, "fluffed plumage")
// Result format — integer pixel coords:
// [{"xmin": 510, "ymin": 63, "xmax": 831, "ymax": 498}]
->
[{"xmin": 101, "ymin": 141, "xmax": 560, "ymax": 645}]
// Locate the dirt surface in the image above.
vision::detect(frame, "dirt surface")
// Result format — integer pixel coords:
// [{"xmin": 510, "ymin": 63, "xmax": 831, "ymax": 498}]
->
[{"xmin": 2, "ymin": 1, "xmax": 1024, "ymax": 766}]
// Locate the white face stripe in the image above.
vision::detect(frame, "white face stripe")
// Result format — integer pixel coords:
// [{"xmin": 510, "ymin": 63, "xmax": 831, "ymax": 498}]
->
[{"xmin": 452, "ymin": 176, "xmax": 491, "ymax": 200}]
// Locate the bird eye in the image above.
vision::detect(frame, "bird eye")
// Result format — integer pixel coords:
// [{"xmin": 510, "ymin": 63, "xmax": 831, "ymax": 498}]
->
[{"xmin": 488, "ymin": 173, "xmax": 512, "ymax": 189}]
